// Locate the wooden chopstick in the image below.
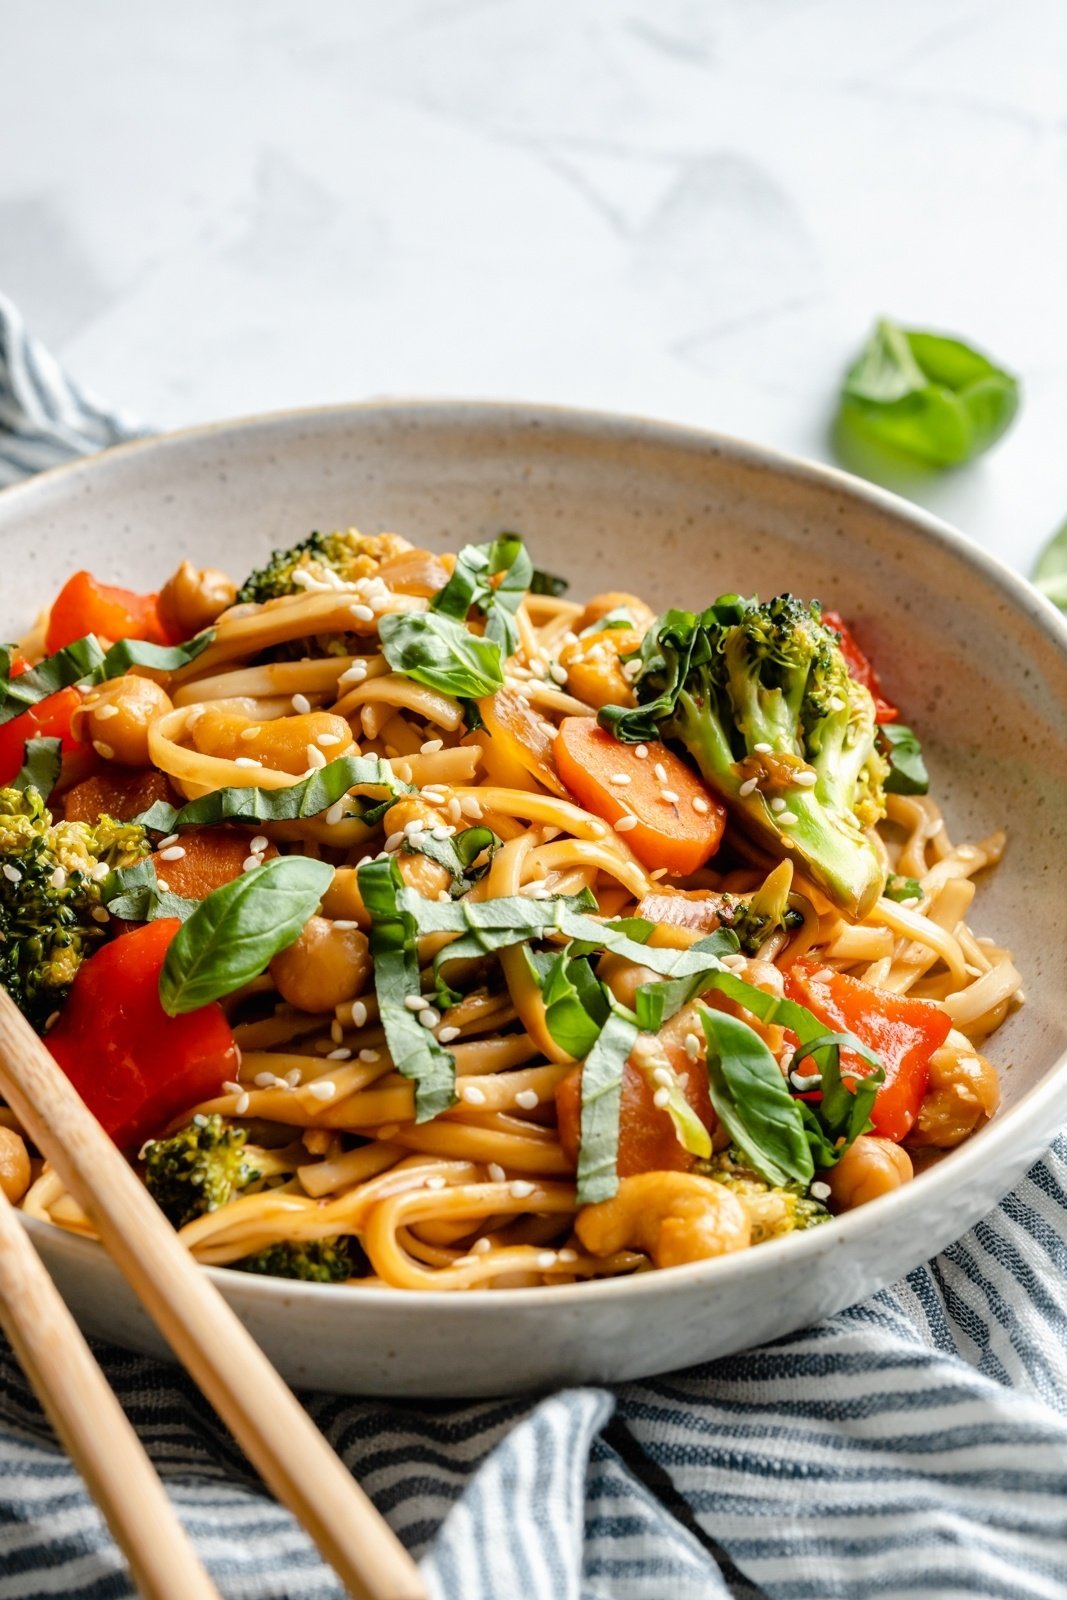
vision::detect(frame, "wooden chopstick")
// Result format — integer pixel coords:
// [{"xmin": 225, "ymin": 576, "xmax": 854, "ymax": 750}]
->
[
  {"xmin": 0, "ymin": 1181, "xmax": 222, "ymax": 1600},
  {"xmin": 0, "ymin": 992, "xmax": 427, "ymax": 1600}
]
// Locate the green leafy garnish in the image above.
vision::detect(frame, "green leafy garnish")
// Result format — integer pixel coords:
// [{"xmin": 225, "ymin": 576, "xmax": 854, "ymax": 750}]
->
[
  {"xmin": 356, "ymin": 857, "xmax": 457, "ymax": 1121},
  {"xmin": 103, "ymin": 860, "xmax": 199, "ymax": 924},
  {"xmin": 839, "ymin": 319, "xmax": 1019, "ymax": 468},
  {"xmin": 700, "ymin": 1007, "xmax": 813, "ymax": 1187},
  {"xmin": 431, "ymin": 534, "xmax": 532, "ymax": 655},
  {"xmin": 879, "ymin": 723, "xmax": 929, "ymax": 795},
  {"xmin": 534, "ymin": 950, "xmax": 610, "ymax": 1060},
  {"xmin": 159, "ymin": 856, "xmax": 332, "ymax": 1015},
  {"xmin": 1032, "ymin": 518, "xmax": 1067, "ymax": 613},
  {"xmin": 135, "ymin": 756, "xmax": 415, "ymax": 835},
  {"xmin": 0, "ymin": 632, "xmax": 213, "ymax": 727},
  {"xmin": 401, "ymin": 825, "xmax": 499, "ymax": 897},
  {"xmin": 11, "ymin": 737, "xmax": 62, "ymax": 801},
  {"xmin": 575, "ymin": 1007, "xmax": 641, "ymax": 1205},
  {"xmin": 884, "ymin": 874, "xmax": 923, "ymax": 904},
  {"xmin": 529, "ymin": 568, "xmax": 569, "ymax": 598}
]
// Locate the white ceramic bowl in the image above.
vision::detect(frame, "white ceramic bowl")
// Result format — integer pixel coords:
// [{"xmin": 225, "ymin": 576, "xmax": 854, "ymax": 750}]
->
[{"xmin": 3, "ymin": 403, "xmax": 1067, "ymax": 1397}]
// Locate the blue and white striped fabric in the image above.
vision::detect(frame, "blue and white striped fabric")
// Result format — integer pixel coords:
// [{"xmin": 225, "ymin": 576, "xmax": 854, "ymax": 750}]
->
[{"xmin": 3, "ymin": 298, "xmax": 1067, "ymax": 1600}]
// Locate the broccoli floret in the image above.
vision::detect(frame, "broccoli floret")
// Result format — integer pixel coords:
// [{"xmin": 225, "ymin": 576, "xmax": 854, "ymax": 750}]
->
[
  {"xmin": 0, "ymin": 786, "xmax": 149, "ymax": 1031},
  {"xmin": 234, "ymin": 1237, "xmax": 359, "ymax": 1283},
  {"xmin": 601, "ymin": 595, "xmax": 888, "ymax": 917},
  {"xmin": 143, "ymin": 1113, "xmax": 261, "ymax": 1230},
  {"xmin": 236, "ymin": 529, "xmax": 409, "ymax": 604},
  {"xmin": 702, "ymin": 1149, "xmax": 830, "ymax": 1242},
  {"xmin": 721, "ymin": 860, "xmax": 804, "ymax": 956}
]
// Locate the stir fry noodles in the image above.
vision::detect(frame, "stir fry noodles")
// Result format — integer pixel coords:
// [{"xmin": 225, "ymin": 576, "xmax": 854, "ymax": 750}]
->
[{"xmin": 0, "ymin": 531, "xmax": 1019, "ymax": 1288}]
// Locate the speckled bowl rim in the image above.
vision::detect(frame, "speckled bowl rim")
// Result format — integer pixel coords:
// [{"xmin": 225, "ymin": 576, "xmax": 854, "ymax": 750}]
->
[{"xmin": 5, "ymin": 398, "xmax": 1067, "ymax": 1316}]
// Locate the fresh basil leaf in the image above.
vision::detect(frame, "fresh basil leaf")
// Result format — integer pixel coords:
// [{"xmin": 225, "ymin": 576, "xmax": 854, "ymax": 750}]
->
[
  {"xmin": 378, "ymin": 610, "xmax": 505, "ymax": 699},
  {"xmin": 632, "ymin": 931, "xmax": 740, "ymax": 1032},
  {"xmin": 576, "ymin": 1007, "xmax": 640, "ymax": 1205},
  {"xmin": 357, "ymin": 857, "xmax": 457, "ymax": 1121},
  {"xmin": 432, "ymin": 535, "xmax": 532, "ymax": 656},
  {"xmin": 159, "ymin": 856, "xmax": 332, "ymax": 1015},
  {"xmin": 884, "ymin": 873, "xmax": 923, "ymax": 904},
  {"xmin": 537, "ymin": 951, "xmax": 609, "ymax": 1059},
  {"xmin": 1032, "ymin": 518, "xmax": 1067, "ymax": 613},
  {"xmin": 839, "ymin": 319, "xmax": 1019, "ymax": 468},
  {"xmin": 793, "ymin": 1032, "xmax": 883, "ymax": 1151},
  {"xmin": 529, "ymin": 568, "xmax": 569, "ymax": 598},
  {"xmin": 880, "ymin": 723, "xmax": 929, "ymax": 795},
  {"xmin": 10, "ymin": 737, "xmax": 62, "ymax": 800},
  {"xmin": 0, "ymin": 636, "xmax": 105, "ymax": 725},
  {"xmin": 103, "ymin": 859, "xmax": 199, "ymax": 923},
  {"xmin": 0, "ymin": 630, "xmax": 213, "ymax": 728},
  {"xmin": 137, "ymin": 756, "xmax": 414, "ymax": 832},
  {"xmin": 401, "ymin": 825, "xmax": 499, "ymax": 897},
  {"xmin": 699, "ymin": 1006, "xmax": 813, "ymax": 1187}
]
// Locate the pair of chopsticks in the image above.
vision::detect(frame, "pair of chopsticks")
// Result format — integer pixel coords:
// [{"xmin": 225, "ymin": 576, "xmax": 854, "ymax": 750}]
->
[{"xmin": 0, "ymin": 991, "xmax": 427, "ymax": 1600}]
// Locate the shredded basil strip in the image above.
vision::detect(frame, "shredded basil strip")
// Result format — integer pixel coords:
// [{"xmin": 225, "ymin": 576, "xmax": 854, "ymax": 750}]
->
[
  {"xmin": 699, "ymin": 1007, "xmax": 814, "ymax": 1187},
  {"xmin": 534, "ymin": 951, "xmax": 610, "ymax": 1061},
  {"xmin": 880, "ymin": 723, "xmax": 929, "ymax": 795},
  {"xmin": 884, "ymin": 873, "xmax": 923, "ymax": 904},
  {"xmin": 10, "ymin": 737, "xmax": 62, "ymax": 801},
  {"xmin": 0, "ymin": 631, "xmax": 213, "ymax": 727},
  {"xmin": 529, "ymin": 568, "xmax": 569, "ymax": 598},
  {"xmin": 431, "ymin": 534, "xmax": 532, "ymax": 655},
  {"xmin": 159, "ymin": 855, "xmax": 332, "ymax": 1015},
  {"xmin": 357, "ymin": 857, "xmax": 457, "ymax": 1121},
  {"xmin": 135, "ymin": 755, "xmax": 415, "ymax": 834},
  {"xmin": 576, "ymin": 1007, "xmax": 641, "ymax": 1205},
  {"xmin": 401, "ymin": 825, "xmax": 499, "ymax": 897},
  {"xmin": 103, "ymin": 860, "xmax": 199, "ymax": 924},
  {"xmin": 378, "ymin": 610, "xmax": 505, "ymax": 700}
]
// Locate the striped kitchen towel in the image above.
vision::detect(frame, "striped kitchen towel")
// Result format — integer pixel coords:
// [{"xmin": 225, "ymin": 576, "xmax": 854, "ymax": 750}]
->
[{"xmin": 2, "ymin": 296, "xmax": 1067, "ymax": 1600}]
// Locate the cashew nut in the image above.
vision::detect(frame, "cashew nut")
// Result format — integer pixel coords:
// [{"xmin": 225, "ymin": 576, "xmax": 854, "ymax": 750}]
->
[{"xmin": 576, "ymin": 1171, "xmax": 751, "ymax": 1268}]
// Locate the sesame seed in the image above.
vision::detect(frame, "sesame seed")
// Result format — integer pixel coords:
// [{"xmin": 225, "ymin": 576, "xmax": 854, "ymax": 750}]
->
[
  {"xmin": 653, "ymin": 762, "xmax": 668, "ymax": 783},
  {"xmin": 384, "ymin": 831, "xmax": 404, "ymax": 852},
  {"xmin": 338, "ymin": 662, "xmax": 368, "ymax": 687},
  {"xmin": 660, "ymin": 788, "xmax": 680, "ymax": 804},
  {"xmin": 327, "ymin": 1047, "xmax": 352, "ymax": 1061},
  {"xmin": 430, "ymin": 825, "xmax": 454, "ymax": 841},
  {"xmin": 404, "ymin": 818, "xmax": 425, "ymax": 837},
  {"xmin": 810, "ymin": 1181, "xmax": 832, "ymax": 1201},
  {"xmin": 234, "ymin": 1092, "xmax": 251, "ymax": 1116},
  {"xmin": 692, "ymin": 796, "xmax": 710, "ymax": 814},
  {"xmin": 459, "ymin": 796, "xmax": 483, "ymax": 819},
  {"xmin": 622, "ymin": 659, "xmax": 642, "ymax": 680},
  {"xmin": 447, "ymin": 798, "xmax": 462, "ymax": 824},
  {"xmin": 652, "ymin": 1087, "xmax": 670, "ymax": 1108},
  {"xmin": 558, "ymin": 1247, "xmax": 578, "ymax": 1264},
  {"xmin": 510, "ymin": 1180, "xmax": 535, "ymax": 1199},
  {"xmin": 325, "ymin": 800, "xmax": 346, "ymax": 826},
  {"xmin": 222, "ymin": 1080, "xmax": 242, "ymax": 1096},
  {"xmin": 614, "ymin": 815, "xmax": 637, "ymax": 833},
  {"xmin": 351, "ymin": 1000, "xmax": 368, "ymax": 1027},
  {"xmin": 254, "ymin": 1072, "xmax": 278, "ymax": 1087},
  {"xmin": 609, "ymin": 772, "xmax": 631, "ymax": 786},
  {"xmin": 652, "ymin": 1067, "xmax": 673, "ymax": 1088},
  {"xmin": 650, "ymin": 867, "xmax": 668, "ymax": 880},
  {"xmin": 92, "ymin": 740, "xmax": 115, "ymax": 760},
  {"xmin": 425, "ymin": 1175, "xmax": 447, "ymax": 1190},
  {"xmin": 515, "ymin": 1089, "xmax": 539, "ymax": 1110},
  {"xmin": 549, "ymin": 661, "xmax": 568, "ymax": 685},
  {"xmin": 240, "ymin": 726, "xmax": 261, "ymax": 741},
  {"xmin": 242, "ymin": 855, "xmax": 261, "ymax": 873},
  {"xmin": 770, "ymin": 796, "xmax": 786, "ymax": 813},
  {"xmin": 358, "ymin": 1048, "xmax": 381, "ymax": 1063},
  {"xmin": 157, "ymin": 834, "xmax": 180, "ymax": 850},
  {"xmin": 487, "ymin": 1163, "xmax": 506, "ymax": 1183},
  {"xmin": 305, "ymin": 744, "xmax": 327, "ymax": 770},
  {"xmin": 317, "ymin": 732, "xmax": 342, "ymax": 747},
  {"xmin": 291, "ymin": 693, "xmax": 312, "ymax": 714},
  {"xmin": 472, "ymin": 1237, "xmax": 492, "ymax": 1254},
  {"xmin": 156, "ymin": 878, "xmax": 171, "ymax": 892},
  {"xmin": 438, "ymin": 1025, "xmax": 461, "ymax": 1043},
  {"xmin": 158, "ymin": 845, "xmax": 186, "ymax": 861},
  {"xmin": 537, "ymin": 1251, "xmax": 557, "ymax": 1270},
  {"xmin": 405, "ymin": 993, "xmax": 431, "ymax": 1011},
  {"xmin": 778, "ymin": 809, "xmax": 799, "ymax": 825},
  {"xmin": 91, "ymin": 905, "xmax": 110, "ymax": 923},
  {"xmin": 418, "ymin": 1006, "xmax": 441, "ymax": 1029},
  {"xmin": 634, "ymin": 745, "xmax": 649, "ymax": 759},
  {"xmin": 307, "ymin": 1080, "xmax": 336, "ymax": 1101},
  {"xmin": 739, "ymin": 776, "xmax": 758, "ymax": 797},
  {"xmin": 462, "ymin": 1084, "xmax": 487, "ymax": 1105},
  {"xmin": 285, "ymin": 1068, "xmax": 303, "ymax": 1087},
  {"xmin": 684, "ymin": 1032, "xmax": 701, "ymax": 1060},
  {"xmin": 794, "ymin": 770, "xmax": 817, "ymax": 787},
  {"xmin": 49, "ymin": 867, "xmax": 66, "ymax": 889},
  {"xmin": 420, "ymin": 738, "xmax": 444, "ymax": 755},
  {"xmin": 422, "ymin": 786, "xmax": 447, "ymax": 804},
  {"xmin": 350, "ymin": 603, "xmax": 375, "ymax": 623},
  {"xmin": 234, "ymin": 756, "xmax": 262, "ymax": 768},
  {"xmin": 753, "ymin": 741, "xmax": 773, "ymax": 753},
  {"xmin": 90, "ymin": 860, "xmax": 111, "ymax": 882},
  {"xmin": 94, "ymin": 702, "xmax": 118, "ymax": 721}
]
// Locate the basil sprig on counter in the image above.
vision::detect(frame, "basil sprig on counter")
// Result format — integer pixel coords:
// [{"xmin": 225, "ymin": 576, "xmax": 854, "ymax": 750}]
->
[
  {"xmin": 135, "ymin": 755, "xmax": 415, "ymax": 834},
  {"xmin": 839, "ymin": 318, "xmax": 1019, "ymax": 468},
  {"xmin": 1032, "ymin": 517, "xmax": 1067, "ymax": 614},
  {"xmin": 879, "ymin": 722, "xmax": 929, "ymax": 795},
  {"xmin": 356, "ymin": 857, "xmax": 457, "ymax": 1122},
  {"xmin": 10, "ymin": 737, "xmax": 62, "ymax": 801},
  {"xmin": 0, "ymin": 631, "xmax": 213, "ymax": 726},
  {"xmin": 378, "ymin": 534, "xmax": 532, "ymax": 700},
  {"xmin": 159, "ymin": 855, "xmax": 332, "ymax": 1015}
]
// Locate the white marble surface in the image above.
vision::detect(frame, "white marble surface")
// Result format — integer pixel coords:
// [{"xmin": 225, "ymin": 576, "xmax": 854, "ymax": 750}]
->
[{"xmin": 2, "ymin": 0, "xmax": 1065, "ymax": 573}]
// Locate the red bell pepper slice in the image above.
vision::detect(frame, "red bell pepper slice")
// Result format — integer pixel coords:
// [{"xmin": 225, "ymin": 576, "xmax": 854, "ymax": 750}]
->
[
  {"xmin": 45, "ymin": 570, "xmax": 170, "ymax": 654},
  {"xmin": 47, "ymin": 920, "xmax": 238, "ymax": 1150},
  {"xmin": 784, "ymin": 963, "xmax": 950, "ymax": 1142},
  {"xmin": 0, "ymin": 685, "xmax": 86, "ymax": 786},
  {"xmin": 821, "ymin": 609, "xmax": 899, "ymax": 724}
]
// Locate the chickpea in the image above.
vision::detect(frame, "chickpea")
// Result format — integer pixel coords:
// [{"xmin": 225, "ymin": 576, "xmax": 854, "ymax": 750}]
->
[
  {"xmin": 381, "ymin": 797, "xmax": 453, "ymax": 899},
  {"xmin": 597, "ymin": 953, "xmax": 661, "ymax": 1011},
  {"xmin": 576, "ymin": 1171, "xmax": 751, "ymax": 1268},
  {"xmin": 190, "ymin": 706, "xmax": 355, "ymax": 775},
  {"xmin": 270, "ymin": 916, "xmax": 372, "ymax": 1013},
  {"xmin": 320, "ymin": 867, "xmax": 370, "ymax": 929},
  {"xmin": 575, "ymin": 592, "xmax": 656, "ymax": 635},
  {"xmin": 157, "ymin": 560, "xmax": 237, "ymax": 638},
  {"xmin": 82, "ymin": 676, "xmax": 173, "ymax": 766},
  {"xmin": 0, "ymin": 1127, "xmax": 30, "ymax": 1204},
  {"xmin": 825, "ymin": 1136, "xmax": 913, "ymax": 1212},
  {"xmin": 909, "ymin": 1047, "xmax": 1000, "ymax": 1148},
  {"xmin": 559, "ymin": 627, "xmax": 645, "ymax": 710}
]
